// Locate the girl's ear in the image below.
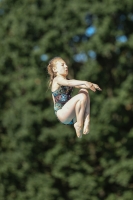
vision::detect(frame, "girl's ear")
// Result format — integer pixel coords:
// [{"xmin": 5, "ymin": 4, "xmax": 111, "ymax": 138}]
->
[{"xmin": 53, "ymin": 67, "xmax": 57, "ymax": 72}]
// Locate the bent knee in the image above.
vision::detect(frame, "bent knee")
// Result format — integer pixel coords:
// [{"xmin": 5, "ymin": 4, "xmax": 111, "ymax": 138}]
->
[
  {"xmin": 78, "ymin": 92, "xmax": 87, "ymax": 102},
  {"xmin": 79, "ymin": 89, "xmax": 88, "ymax": 99},
  {"xmin": 79, "ymin": 89, "xmax": 88, "ymax": 95},
  {"xmin": 79, "ymin": 89, "xmax": 90, "ymax": 100}
]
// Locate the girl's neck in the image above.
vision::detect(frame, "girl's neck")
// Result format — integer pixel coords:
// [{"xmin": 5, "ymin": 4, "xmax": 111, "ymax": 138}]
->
[{"xmin": 57, "ymin": 74, "xmax": 67, "ymax": 79}]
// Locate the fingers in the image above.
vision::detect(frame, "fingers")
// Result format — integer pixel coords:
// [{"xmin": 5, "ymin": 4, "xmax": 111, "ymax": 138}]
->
[
  {"xmin": 86, "ymin": 82, "xmax": 102, "ymax": 92},
  {"xmin": 96, "ymin": 87, "xmax": 102, "ymax": 91},
  {"xmin": 95, "ymin": 86, "xmax": 102, "ymax": 91},
  {"xmin": 93, "ymin": 84, "xmax": 102, "ymax": 91}
]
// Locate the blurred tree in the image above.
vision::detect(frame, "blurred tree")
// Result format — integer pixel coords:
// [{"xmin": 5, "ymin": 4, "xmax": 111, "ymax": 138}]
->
[{"xmin": 0, "ymin": 0, "xmax": 133, "ymax": 200}]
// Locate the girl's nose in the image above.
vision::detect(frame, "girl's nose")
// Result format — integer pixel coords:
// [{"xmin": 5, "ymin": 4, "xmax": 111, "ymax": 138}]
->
[{"xmin": 65, "ymin": 65, "xmax": 68, "ymax": 69}]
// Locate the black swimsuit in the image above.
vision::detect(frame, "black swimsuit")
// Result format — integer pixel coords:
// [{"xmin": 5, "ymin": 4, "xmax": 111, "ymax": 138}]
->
[{"xmin": 52, "ymin": 86, "xmax": 74, "ymax": 125}]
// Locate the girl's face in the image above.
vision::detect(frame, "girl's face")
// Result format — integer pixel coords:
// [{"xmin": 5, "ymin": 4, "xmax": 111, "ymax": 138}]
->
[{"xmin": 53, "ymin": 59, "xmax": 68, "ymax": 77}]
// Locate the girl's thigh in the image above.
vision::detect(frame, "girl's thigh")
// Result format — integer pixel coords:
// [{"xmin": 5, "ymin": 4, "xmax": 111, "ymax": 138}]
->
[{"xmin": 57, "ymin": 93, "xmax": 86, "ymax": 123}]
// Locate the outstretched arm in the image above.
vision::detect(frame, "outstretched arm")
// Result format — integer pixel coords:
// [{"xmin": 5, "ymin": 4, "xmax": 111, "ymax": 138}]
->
[
  {"xmin": 56, "ymin": 76, "xmax": 102, "ymax": 92},
  {"xmin": 75, "ymin": 83, "xmax": 102, "ymax": 91}
]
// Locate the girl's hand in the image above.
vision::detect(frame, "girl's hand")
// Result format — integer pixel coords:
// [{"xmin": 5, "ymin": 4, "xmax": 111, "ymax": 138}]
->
[
  {"xmin": 92, "ymin": 83, "xmax": 102, "ymax": 91},
  {"xmin": 85, "ymin": 82, "xmax": 96, "ymax": 92},
  {"xmin": 85, "ymin": 82, "xmax": 102, "ymax": 92}
]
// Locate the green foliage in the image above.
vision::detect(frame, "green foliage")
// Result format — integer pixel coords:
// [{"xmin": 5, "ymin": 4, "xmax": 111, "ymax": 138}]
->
[{"xmin": 0, "ymin": 0, "xmax": 133, "ymax": 200}]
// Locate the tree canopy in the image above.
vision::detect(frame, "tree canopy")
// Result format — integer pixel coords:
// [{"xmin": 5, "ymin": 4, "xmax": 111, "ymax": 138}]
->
[{"xmin": 0, "ymin": 0, "xmax": 133, "ymax": 200}]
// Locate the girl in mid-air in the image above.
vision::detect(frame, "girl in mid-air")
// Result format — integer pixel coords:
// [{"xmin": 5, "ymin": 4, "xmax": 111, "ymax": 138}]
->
[{"xmin": 47, "ymin": 57, "xmax": 102, "ymax": 138}]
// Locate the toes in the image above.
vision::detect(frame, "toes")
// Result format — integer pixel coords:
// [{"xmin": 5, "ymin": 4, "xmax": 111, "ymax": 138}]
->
[
  {"xmin": 77, "ymin": 134, "xmax": 82, "ymax": 138},
  {"xmin": 83, "ymin": 127, "xmax": 89, "ymax": 134},
  {"xmin": 74, "ymin": 123, "xmax": 83, "ymax": 138},
  {"xmin": 76, "ymin": 130, "xmax": 82, "ymax": 138}
]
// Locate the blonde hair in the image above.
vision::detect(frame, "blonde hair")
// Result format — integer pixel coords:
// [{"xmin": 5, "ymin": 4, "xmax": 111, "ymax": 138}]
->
[{"xmin": 47, "ymin": 57, "xmax": 63, "ymax": 88}]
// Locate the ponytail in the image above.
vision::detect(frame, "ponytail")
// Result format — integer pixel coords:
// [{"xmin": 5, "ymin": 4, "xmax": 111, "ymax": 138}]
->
[
  {"xmin": 47, "ymin": 57, "xmax": 62, "ymax": 89},
  {"xmin": 47, "ymin": 63, "xmax": 55, "ymax": 88}
]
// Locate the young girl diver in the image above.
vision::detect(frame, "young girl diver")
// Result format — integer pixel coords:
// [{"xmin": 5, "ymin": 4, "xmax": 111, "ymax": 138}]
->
[{"xmin": 47, "ymin": 57, "xmax": 102, "ymax": 138}]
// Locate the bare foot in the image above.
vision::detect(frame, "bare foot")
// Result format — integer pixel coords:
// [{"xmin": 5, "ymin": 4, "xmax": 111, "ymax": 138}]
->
[
  {"xmin": 74, "ymin": 122, "xmax": 83, "ymax": 138},
  {"xmin": 83, "ymin": 116, "xmax": 90, "ymax": 134},
  {"xmin": 83, "ymin": 123, "xmax": 89, "ymax": 134}
]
